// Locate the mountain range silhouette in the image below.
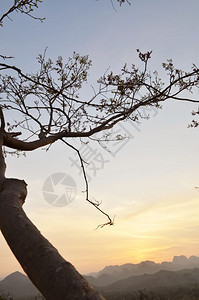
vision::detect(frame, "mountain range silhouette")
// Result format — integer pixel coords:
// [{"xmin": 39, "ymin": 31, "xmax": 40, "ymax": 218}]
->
[
  {"xmin": 1, "ymin": 255, "xmax": 199, "ymax": 299},
  {"xmin": 84, "ymin": 255, "xmax": 199, "ymax": 286}
]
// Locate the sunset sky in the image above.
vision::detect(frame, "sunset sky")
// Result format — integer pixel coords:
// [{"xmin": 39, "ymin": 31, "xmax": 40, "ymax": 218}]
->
[{"xmin": 1, "ymin": 0, "xmax": 199, "ymax": 278}]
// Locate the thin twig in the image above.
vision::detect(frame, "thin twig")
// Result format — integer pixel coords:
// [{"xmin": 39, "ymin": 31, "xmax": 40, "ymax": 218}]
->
[
  {"xmin": 61, "ymin": 138, "xmax": 114, "ymax": 228},
  {"xmin": 0, "ymin": 54, "xmax": 14, "ymax": 60},
  {"xmin": 110, "ymin": 0, "xmax": 117, "ymax": 12}
]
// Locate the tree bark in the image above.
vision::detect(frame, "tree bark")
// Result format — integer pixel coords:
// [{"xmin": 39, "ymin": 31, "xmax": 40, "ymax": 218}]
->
[{"xmin": 0, "ymin": 144, "xmax": 105, "ymax": 299}]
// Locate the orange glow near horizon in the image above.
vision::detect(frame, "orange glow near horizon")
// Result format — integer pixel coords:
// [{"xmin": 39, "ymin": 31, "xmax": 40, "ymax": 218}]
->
[{"xmin": 1, "ymin": 182, "xmax": 199, "ymax": 278}]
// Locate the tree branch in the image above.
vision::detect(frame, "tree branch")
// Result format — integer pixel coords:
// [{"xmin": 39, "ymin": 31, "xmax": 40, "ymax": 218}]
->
[
  {"xmin": 0, "ymin": 106, "xmax": 5, "ymax": 130},
  {"xmin": 0, "ymin": 54, "xmax": 14, "ymax": 60},
  {"xmin": 0, "ymin": 136, "xmax": 6, "ymax": 178},
  {"xmin": 0, "ymin": 0, "xmax": 45, "ymax": 27},
  {"xmin": 61, "ymin": 139, "xmax": 114, "ymax": 228}
]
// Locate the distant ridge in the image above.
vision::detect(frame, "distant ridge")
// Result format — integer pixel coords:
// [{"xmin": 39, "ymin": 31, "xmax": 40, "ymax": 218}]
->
[
  {"xmin": 1, "ymin": 255, "xmax": 199, "ymax": 299},
  {"xmin": 0, "ymin": 271, "xmax": 41, "ymax": 300},
  {"xmin": 98, "ymin": 268, "xmax": 199, "ymax": 299},
  {"xmin": 84, "ymin": 255, "xmax": 199, "ymax": 287}
]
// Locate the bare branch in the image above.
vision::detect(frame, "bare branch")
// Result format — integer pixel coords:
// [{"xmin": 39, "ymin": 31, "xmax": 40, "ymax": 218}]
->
[
  {"xmin": 0, "ymin": 54, "xmax": 14, "ymax": 60},
  {"xmin": 0, "ymin": 50, "xmax": 199, "ymax": 154},
  {"xmin": 0, "ymin": 106, "xmax": 5, "ymax": 130},
  {"xmin": 0, "ymin": 0, "xmax": 45, "ymax": 27},
  {"xmin": 61, "ymin": 139, "xmax": 114, "ymax": 227}
]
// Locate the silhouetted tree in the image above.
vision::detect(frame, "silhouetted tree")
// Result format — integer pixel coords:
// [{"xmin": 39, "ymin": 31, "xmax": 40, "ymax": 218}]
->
[
  {"xmin": 0, "ymin": 290, "xmax": 13, "ymax": 300},
  {"xmin": 0, "ymin": 1, "xmax": 199, "ymax": 299}
]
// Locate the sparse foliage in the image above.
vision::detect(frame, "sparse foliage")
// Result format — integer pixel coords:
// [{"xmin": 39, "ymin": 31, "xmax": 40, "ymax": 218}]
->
[
  {"xmin": 117, "ymin": 0, "xmax": 131, "ymax": 5},
  {"xmin": 189, "ymin": 108, "xmax": 199, "ymax": 127},
  {"xmin": 0, "ymin": 0, "xmax": 44, "ymax": 27},
  {"xmin": 0, "ymin": 48, "xmax": 199, "ymax": 225},
  {"xmin": 0, "ymin": 50, "xmax": 199, "ymax": 149}
]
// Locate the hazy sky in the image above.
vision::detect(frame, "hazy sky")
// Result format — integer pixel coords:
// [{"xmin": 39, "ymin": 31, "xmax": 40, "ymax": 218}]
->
[{"xmin": 1, "ymin": 0, "xmax": 199, "ymax": 277}]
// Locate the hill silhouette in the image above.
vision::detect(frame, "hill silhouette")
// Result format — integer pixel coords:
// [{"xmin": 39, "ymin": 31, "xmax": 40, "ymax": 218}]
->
[
  {"xmin": 100, "ymin": 268, "xmax": 199, "ymax": 293},
  {"xmin": 1, "ymin": 255, "xmax": 199, "ymax": 299},
  {"xmin": 0, "ymin": 271, "xmax": 42, "ymax": 300},
  {"xmin": 84, "ymin": 255, "xmax": 199, "ymax": 286}
]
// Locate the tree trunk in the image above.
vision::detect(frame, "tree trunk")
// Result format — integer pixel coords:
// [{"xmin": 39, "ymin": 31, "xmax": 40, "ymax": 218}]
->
[
  {"xmin": 0, "ymin": 144, "xmax": 105, "ymax": 299},
  {"xmin": 0, "ymin": 178, "xmax": 105, "ymax": 300}
]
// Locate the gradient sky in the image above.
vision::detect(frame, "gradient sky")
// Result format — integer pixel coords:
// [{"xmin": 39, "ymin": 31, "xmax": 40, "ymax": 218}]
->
[{"xmin": 1, "ymin": 0, "xmax": 199, "ymax": 278}]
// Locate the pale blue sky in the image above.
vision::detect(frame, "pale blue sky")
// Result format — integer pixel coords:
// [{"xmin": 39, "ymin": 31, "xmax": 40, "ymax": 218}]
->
[{"xmin": 1, "ymin": 0, "xmax": 199, "ymax": 277}]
